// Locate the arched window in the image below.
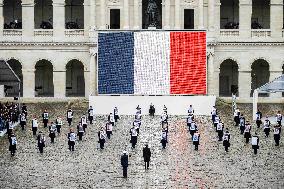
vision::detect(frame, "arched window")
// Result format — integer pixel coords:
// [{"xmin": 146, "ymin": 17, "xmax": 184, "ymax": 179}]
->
[
  {"xmin": 219, "ymin": 59, "xmax": 239, "ymax": 96},
  {"xmin": 66, "ymin": 60, "xmax": 85, "ymax": 96},
  {"xmin": 35, "ymin": 60, "xmax": 54, "ymax": 97},
  {"xmin": 251, "ymin": 59, "xmax": 270, "ymax": 97}
]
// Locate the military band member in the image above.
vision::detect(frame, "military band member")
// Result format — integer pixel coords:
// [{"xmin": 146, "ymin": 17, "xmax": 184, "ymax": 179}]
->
[
  {"xmin": 276, "ymin": 111, "xmax": 282, "ymax": 126},
  {"xmin": 192, "ymin": 131, "xmax": 200, "ymax": 151},
  {"xmin": 9, "ymin": 133, "xmax": 17, "ymax": 156},
  {"xmin": 77, "ymin": 122, "xmax": 84, "ymax": 141},
  {"xmin": 161, "ymin": 112, "xmax": 168, "ymax": 125},
  {"xmin": 189, "ymin": 121, "xmax": 197, "ymax": 138},
  {"xmin": 273, "ymin": 125, "xmax": 281, "ymax": 146},
  {"xmin": 49, "ymin": 122, "xmax": 56, "ymax": 143},
  {"xmin": 217, "ymin": 122, "xmax": 224, "ymax": 141},
  {"xmin": 114, "ymin": 107, "xmax": 119, "ymax": 122},
  {"xmin": 37, "ymin": 131, "xmax": 46, "ymax": 154},
  {"xmin": 211, "ymin": 106, "xmax": 217, "ymax": 123},
  {"xmin": 163, "ymin": 105, "xmax": 167, "ymax": 113},
  {"xmin": 187, "ymin": 113, "xmax": 194, "ymax": 130},
  {"xmin": 233, "ymin": 109, "xmax": 240, "ymax": 126},
  {"xmin": 149, "ymin": 103, "xmax": 155, "ymax": 117},
  {"xmin": 188, "ymin": 105, "xmax": 194, "ymax": 114},
  {"xmin": 256, "ymin": 109, "xmax": 262, "ymax": 128},
  {"xmin": 251, "ymin": 133, "xmax": 260, "ymax": 154},
  {"xmin": 133, "ymin": 119, "xmax": 141, "ymax": 135},
  {"xmin": 108, "ymin": 112, "xmax": 115, "ymax": 126},
  {"xmin": 223, "ymin": 129, "xmax": 231, "ymax": 152},
  {"xmin": 81, "ymin": 114, "xmax": 88, "ymax": 132},
  {"xmin": 106, "ymin": 121, "xmax": 113, "ymax": 139},
  {"xmin": 7, "ymin": 119, "xmax": 13, "ymax": 139},
  {"xmin": 136, "ymin": 105, "xmax": 141, "ymax": 114},
  {"xmin": 130, "ymin": 125, "xmax": 138, "ymax": 148},
  {"xmin": 98, "ymin": 127, "xmax": 106, "ymax": 149},
  {"xmin": 214, "ymin": 114, "xmax": 220, "ymax": 129},
  {"xmin": 135, "ymin": 111, "xmax": 142, "ymax": 121},
  {"xmin": 22, "ymin": 103, "xmax": 28, "ymax": 117},
  {"xmin": 88, "ymin": 106, "xmax": 94, "ymax": 124},
  {"xmin": 20, "ymin": 113, "xmax": 26, "ymax": 130},
  {"xmin": 161, "ymin": 129, "xmax": 168, "ymax": 149},
  {"xmin": 244, "ymin": 121, "xmax": 252, "ymax": 144},
  {"xmin": 263, "ymin": 117, "xmax": 271, "ymax": 137},
  {"xmin": 32, "ymin": 117, "xmax": 38, "ymax": 136},
  {"xmin": 42, "ymin": 110, "xmax": 49, "ymax": 128},
  {"xmin": 239, "ymin": 114, "xmax": 246, "ymax": 135},
  {"xmin": 67, "ymin": 108, "xmax": 73, "ymax": 126},
  {"xmin": 55, "ymin": 116, "xmax": 63, "ymax": 134},
  {"xmin": 68, "ymin": 129, "xmax": 76, "ymax": 151}
]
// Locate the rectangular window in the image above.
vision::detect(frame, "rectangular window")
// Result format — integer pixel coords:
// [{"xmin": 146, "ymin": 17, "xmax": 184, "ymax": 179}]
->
[
  {"xmin": 184, "ymin": 9, "xmax": 194, "ymax": 29},
  {"xmin": 110, "ymin": 9, "xmax": 120, "ymax": 29}
]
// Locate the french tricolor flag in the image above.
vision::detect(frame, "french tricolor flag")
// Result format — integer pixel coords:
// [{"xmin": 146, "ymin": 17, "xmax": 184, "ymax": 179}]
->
[{"xmin": 98, "ymin": 31, "xmax": 206, "ymax": 95}]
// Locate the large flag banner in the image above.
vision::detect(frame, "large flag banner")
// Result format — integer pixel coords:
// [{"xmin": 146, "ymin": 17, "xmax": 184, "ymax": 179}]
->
[{"xmin": 98, "ymin": 31, "xmax": 206, "ymax": 95}]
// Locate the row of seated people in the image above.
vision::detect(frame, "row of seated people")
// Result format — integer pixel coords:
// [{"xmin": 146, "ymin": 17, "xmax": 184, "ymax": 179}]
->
[
  {"xmin": 4, "ymin": 20, "xmax": 81, "ymax": 29},
  {"xmin": 223, "ymin": 21, "xmax": 264, "ymax": 29}
]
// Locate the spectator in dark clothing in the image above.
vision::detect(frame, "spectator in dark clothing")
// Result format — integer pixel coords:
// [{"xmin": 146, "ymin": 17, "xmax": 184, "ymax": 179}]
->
[
  {"xmin": 143, "ymin": 144, "xmax": 151, "ymax": 170},
  {"xmin": 121, "ymin": 151, "xmax": 129, "ymax": 178}
]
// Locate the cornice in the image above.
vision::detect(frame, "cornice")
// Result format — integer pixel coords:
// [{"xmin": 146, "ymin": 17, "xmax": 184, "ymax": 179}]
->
[
  {"xmin": 0, "ymin": 42, "xmax": 96, "ymax": 47},
  {"xmin": 209, "ymin": 42, "xmax": 284, "ymax": 46}
]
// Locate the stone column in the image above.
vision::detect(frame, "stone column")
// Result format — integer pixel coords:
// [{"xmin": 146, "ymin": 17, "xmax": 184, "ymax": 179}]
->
[
  {"xmin": 208, "ymin": 0, "xmax": 215, "ymax": 32},
  {"xmin": 239, "ymin": 0, "xmax": 252, "ymax": 38},
  {"xmin": 238, "ymin": 70, "xmax": 251, "ymax": 99},
  {"xmin": 84, "ymin": 0, "xmax": 91, "ymax": 37},
  {"xmin": 0, "ymin": 0, "xmax": 4, "ymax": 37},
  {"xmin": 215, "ymin": 0, "xmax": 221, "ymax": 33},
  {"xmin": 100, "ymin": 0, "xmax": 106, "ymax": 29},
  {"xmin": 198, "ymin": 0, "xmax": 204, "ymax": 29},
  {"xmin": 89, "ymin": 48, "xmax": 97, "ymax": 96},
  {"xmin": 123, "ymin": 0, "xmax": 129, "ymax": 29},
  {"xmin": 174, "ymin": 0, "xmax": 180, "ymax": 29},
  {"xmin": 269, "ymin": 71, "xmax": 283, "ymax": 98},
  {"xmin": 90, "ymin": 0, "xmax": 96, "ymax": 29},
  {"xmin": 270, "ymin": 0, "xmax": 283, "ymax": 38},
  {"xmin": 164, "ymin": 0, "xmax": 170, "ymax": 29},
  {"xmin": 22, "ymin": 0, "xmax": 34, "ymax": 39},
  {"xmin": 22, "ymin": 69, "xmax": 35, "ymax": 98},
  {"xmin": 84, "ymin": 71, "xmax": 90, "ymax": 97},
  {"xmin": 53, "ymin": 70, "xmax": 66, "ymax": 98},
  {"xmin": 0, "ymin": 85, "xmax": 4, "ymax": 97},
  {"xmin": 53, "ymin": 0, "xmax": 65, "ymax": 40},
  {"xmin": 207, "ymin": 47, "xmax": 215, "ymax": 95},
  {"xmin": 133, "ymin": 0, "xmax": 140, "ymax": 29}
]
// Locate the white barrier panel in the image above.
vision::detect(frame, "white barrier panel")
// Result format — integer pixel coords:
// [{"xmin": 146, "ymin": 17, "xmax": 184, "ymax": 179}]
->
[{"xmin": 89, "ymin": 96, "xmax": 216, "ymax": 115}]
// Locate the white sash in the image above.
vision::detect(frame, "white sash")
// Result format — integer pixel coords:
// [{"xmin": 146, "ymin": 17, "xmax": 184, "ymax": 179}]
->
[
  {"xmin": 106, "ymin": 123, "xmax": 112, "ymax": 131},
  {"xmin": 43, "ymin": 113, "xmax": 48, "ymax": 119},
  {"xmin": 217, "ymin": 123, "xmax": 223, "ymax": 131},
  {"xmin": 276, "ymin": 114, "xmax": 282, "ymax": 122},
  {"xmin": 81, "ymin": 117, "xmax": 87, "ymax": 125},
  {"xmin": 244, "ymin": 125, "xmax": 250, "ymax": 132},
  {"xmin": 190, "ymin": 124, "xmax": 196, "ymax": 131},
  {"xmin": 69, "ymin": 133, "xmax": 76, "ymax": 141},
  {"xmin": 20, "ymin": 115, "xmax": 26, "ymax": 122},
  {"xmin": 109, "ymin": 115, "xmax": 115, "ymax": 123},
  {"xmin": 11, "ymin": 137, "xmax": 17, "ymax": 145},
  {"xmin": 274, "ymin": 128, "xmax": 280, "ymax": 135},
  {"xmin": 67, "ymin": 111, "xmax": 73, "ymax": 118},
  {"xmin": 78, "ymin": 126, "xmax": 84, "ymax": 132},
  {"xmin": 251, "ymin": 137, "xmax": 258, "ymax": 145},
  {"xmin": 89, "ymin": 109, "xmax": 94, "ymax": 116},
  {"xmin": 193, "ymin": 134, "xmax": 199, "ymax": 141},
  {"xmin": 162, "ymin": 132, "xmax": 167, "ymax": 139},
  {"xmin": 57, "ymin": 119, "xmax": 63, "ymax": 125},
  {"xmin": 131, "ymin": 128, "xmax": 137, "ymax": 136},
  {"xmin": 32, "ymin": 120, "xmax": 38, "ymax": 127},
  {"xmin": 214, "ymin": 117, "xmax": 220, "ymax": 124},
  {"xmin": 223, "ymin": 135, "xmax": 229, "ymax": 141},
  {"xmin": 100, "ymin": 132, "xmax": 106, "ymax": 139},
  {"xmin": 211, "ymin": 109, "xmax": 216, "ymax": 115}
]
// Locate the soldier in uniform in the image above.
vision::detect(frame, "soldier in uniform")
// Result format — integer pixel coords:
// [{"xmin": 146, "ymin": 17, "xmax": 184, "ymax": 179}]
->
[
  {"xmin": 276, "ymin": 111, "xmax": 282, "ymax": 126},
  {"xmin": 108, "ymin": 112, "xmax": 115, "ymax": 126},
  {"xmin": 187, "ymin": 113, "xmax": 194, "ymax": 131},
  {"xmin": 81, "ymin": 114, "xmax": 88, "ymax": 132},
  {"xmin": 98, "ymin": 127, "xmax": 106, "ymax": 149},
  {"xmin": 217, "ymin": 121, "xmax": 224, "ymax": 141},
  {"xmin": 32, "ymin": 117, "xmax": 38, "ymax": 136},
  {"xmin": 88, "ymin": 106, "xmax": 94, "ymax": 124},
  {"xmin": 188, "ymin": 105, "xmax": 194, "ymax": 114},
  {"xmin": 130, "ymin": 125, "xmax": 138, "ymax": 148},
  {"xmin": 273, "ymin": 125, "xmax": 281, "ymax": 146},
  {"xmin": 121, "ymin": 150, "xmax": 129, "ymax": 178},
  {"xmin": 37, "ymin": 131, "xmax": 46, "ymax": 154},
  {"xmin": 9, "ymin": 133, "xmax": 17, "ymax": 156},
  {"xmin": 48, "ymin": 122, "xmax": 56, "ymax": 143},
  {"xmin": 251, "ymin": 133, "xmax": 260, "ymax": 154},
  {"xmin": 106, "ymin": 121, "xmax": 113, "ymax": 139},
  {"xmin": 223, "ymin": 129, "xmax": 231, "ymax": 152},
  {"xmin": 233, "ymin": 109, "xmax": 240, "ymax": 126},
  {"xmin": 42, "ymin": 110, "xmax": 49, "ymax": 128},
  {"xmin": 263, "ymin": 117, "xmax": 271, "ymax": 137},
  {"xmin": 149, "ymin": 103, "xmax": 155, "ymax": 117},
  {"xmin": 192, "ymin": 131, "xmax": 200, "ymax": 151},
  {"xmin": 214, "ymin": 114, "xmax": 220, "ymax": 129},
  {"xmin": 114, "ymin": 107, "xmax": 119, "ymax": 122},
  {"xmin": 163, "ymin": 105, "xmax": 167, "ymax": 113},
  {"xmin": 256, "ymin": 109, "xmax": 262, "ymax": 128},
  {"xmin": 77, "ymin": 122, "xmax": 84, "ymax": 141},
  {"xmin": 67, "ymin": 108, "xmax": 73, "ymax": 126},
  {"xmin": 239, "ymin": 114, "xmax": 246, "ymax": 135},
  {"xmin": 189, "ymin": 121, "xmax": 197, "ymax": 139},
  {"xmin": 20, "ymin": 112, "xmax": 26, "ymax": 130},
  {"xmin": 55, "ymin": 116, "xmax": 63, "ymax": 134},
  {"xmin": 244, "ymin": 121, "xmax": 252, "ymax": 144},
  {"xmin": 67, "ymin": 129, "xmax": 76, "ymax": 151},
  {"xmin": 211, "ymin": 106, "xmax": 217, "ymax": 123},
  {"xmin": 161, "ymin": 128, "xmax": 168, "ymax": 149}
]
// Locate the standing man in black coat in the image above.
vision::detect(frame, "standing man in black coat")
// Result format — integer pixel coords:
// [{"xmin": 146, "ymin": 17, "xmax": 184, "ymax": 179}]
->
[
  {"xmin": 42, "ymin": 110, "xmax": 49, "ymax": 128},
  {"xmin": 121, "ymin": 151, "xmax": 129, "ymax": 178},
  {"xmin": 143, "ymin": 144, "xmax": 151, "ymax": 170}
]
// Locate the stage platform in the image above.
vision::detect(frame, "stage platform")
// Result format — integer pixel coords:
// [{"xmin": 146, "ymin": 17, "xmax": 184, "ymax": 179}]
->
[{"xmin": 89, "ymin": 96, "xmax": 216, "ymax": 116}]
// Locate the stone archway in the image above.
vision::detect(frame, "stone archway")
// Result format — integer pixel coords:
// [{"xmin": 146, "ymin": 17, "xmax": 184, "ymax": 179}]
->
[
  {"xmin": 35, "ymin": 60, "xmax": 54, "ymax": 97},
  {"xmin": 6, "ymin": 59, "xmax": 23, "ymax": 97},
  {"xmin": 251, "ymin": 59, "xmax": 270, "ymax": 97},
  {"xmin": 66, "ymin": 59, "xmax": 85, "ymax": 97},
  {"xmin": 219, "ymin": 59, "xmax": 239, "ymax": 97}
]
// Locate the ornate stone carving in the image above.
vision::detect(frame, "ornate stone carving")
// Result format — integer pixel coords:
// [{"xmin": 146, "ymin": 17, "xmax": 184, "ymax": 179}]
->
[{"xmin": 108, "ymin": 0, "xmax": 121, "ymax": 5}]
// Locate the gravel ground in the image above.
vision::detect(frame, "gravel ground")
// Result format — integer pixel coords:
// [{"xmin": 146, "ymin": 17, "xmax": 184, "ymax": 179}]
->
[{"xmin": 0, "ymin": 101, "xmax": 283, "ymax": 188}]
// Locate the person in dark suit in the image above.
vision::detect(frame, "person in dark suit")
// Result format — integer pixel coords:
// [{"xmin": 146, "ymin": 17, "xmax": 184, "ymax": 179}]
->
[
  {"xmin": 120, "ymin": 151, "xmax": 129, "ymax": 178},
  {"xmin": 143, "ymin": 144, "xmax": 151, "ymax": 169}
]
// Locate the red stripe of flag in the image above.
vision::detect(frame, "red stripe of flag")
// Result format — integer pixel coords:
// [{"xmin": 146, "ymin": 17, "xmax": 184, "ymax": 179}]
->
[{"xmin": 170, "ymin": 32, "xmax": 207, "ymax": 95}]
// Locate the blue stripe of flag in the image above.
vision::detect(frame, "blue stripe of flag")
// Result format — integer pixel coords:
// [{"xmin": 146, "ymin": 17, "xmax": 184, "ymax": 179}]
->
[{"xmin": 98, "ymin": 32, "xmax": 134, "ymax": 94}]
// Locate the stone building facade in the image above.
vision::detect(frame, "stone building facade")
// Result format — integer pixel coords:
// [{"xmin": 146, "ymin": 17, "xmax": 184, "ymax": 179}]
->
[{"xmin": 0, "ymin": 0, "xmax": 283, "ymax": 101}]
